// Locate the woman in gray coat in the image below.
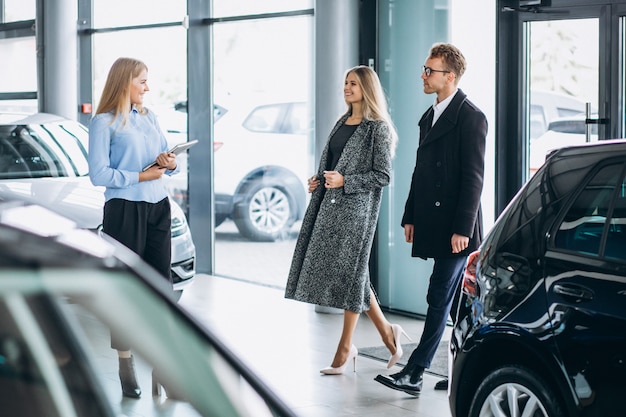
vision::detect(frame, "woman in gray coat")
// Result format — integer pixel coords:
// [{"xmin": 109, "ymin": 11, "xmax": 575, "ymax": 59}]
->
[{"xmin": 285, "ymin": 66, "xmax": 410, "ymax": 374}]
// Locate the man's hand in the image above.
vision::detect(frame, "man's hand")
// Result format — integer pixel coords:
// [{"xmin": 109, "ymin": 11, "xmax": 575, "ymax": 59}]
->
[
  {"xmin": 404, "ymin": 224, "xmax": 414, "ymax": 243},
  {"xmin": 451, "ymin": 233, "xmax": 469, "ymax": 254}
]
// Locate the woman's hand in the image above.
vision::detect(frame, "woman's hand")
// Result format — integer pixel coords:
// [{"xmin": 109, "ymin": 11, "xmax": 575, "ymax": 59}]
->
[
  {"xmin": 307, "ymin": 175, "xmax": 320, "ymax": 193},
  {"xmin": 323, "ymin": 170, "xmax": 344, "ymax": 188},
  {"xmin": 139, "ymin": 164, "xmax": 166, "ymax": 182},
  {"xmin": 156, "ymin": 152, "xmax": 177, "ymax": 170}
]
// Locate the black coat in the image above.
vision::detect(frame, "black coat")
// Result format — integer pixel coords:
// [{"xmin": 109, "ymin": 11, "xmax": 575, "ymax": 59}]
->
[{"xmin": 401, "ymin": 89, "xmax": 487, "ymax": 259}]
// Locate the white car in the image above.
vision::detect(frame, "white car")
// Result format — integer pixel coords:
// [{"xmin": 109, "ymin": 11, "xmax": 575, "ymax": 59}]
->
[
  {"xmin": 157, "ymin": 98, "xmax": 313, "ymax": 242},
  {"xmin": 530, "ymin": 114, "xmax": 598, "ymax": 175},
  {"xmin": 0, "ymin": 112, "xmax": 196, "ymax": 294}
]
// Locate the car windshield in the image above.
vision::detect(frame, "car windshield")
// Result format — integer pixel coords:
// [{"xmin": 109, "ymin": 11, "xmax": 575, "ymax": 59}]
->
[{"xmin": 0, "ymin": 122, "xmax": 89, "ymax": 179}]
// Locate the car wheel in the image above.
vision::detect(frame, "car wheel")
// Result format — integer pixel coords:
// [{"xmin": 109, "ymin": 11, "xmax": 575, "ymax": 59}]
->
[
  {"xmin": 233, "ymin": 180, "xmax": 294, "ymax": 241},
  {"xmin": 468, "ymin": 366, "xmax": 564, "ymax": 417}
]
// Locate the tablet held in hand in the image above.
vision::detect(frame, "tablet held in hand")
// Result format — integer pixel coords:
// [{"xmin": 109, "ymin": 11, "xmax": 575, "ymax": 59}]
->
[{"xmin": 143, "ymin": 139, "xmax": 199, "ymax": 171}]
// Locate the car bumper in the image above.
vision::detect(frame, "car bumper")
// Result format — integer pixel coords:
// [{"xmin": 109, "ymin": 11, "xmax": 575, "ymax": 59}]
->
[
  {"xmin": 171, "ymin": 229, "xmax": 196, "ymax": 291},
  {"xmin": 215, "ymin": 193, "xmax": 233, "ymax": 216}
]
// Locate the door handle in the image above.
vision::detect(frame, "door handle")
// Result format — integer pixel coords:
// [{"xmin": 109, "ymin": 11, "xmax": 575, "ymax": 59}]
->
[
  {"xmin": 585, "ymin": 102, "xmax": 608, "ymax": 143},
  {"xmin": 553, "ymin": 283, "xmax": 594, "ymax": 302}
]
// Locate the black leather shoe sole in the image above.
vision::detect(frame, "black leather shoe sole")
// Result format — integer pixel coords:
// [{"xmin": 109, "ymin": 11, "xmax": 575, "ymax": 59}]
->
[
  {"xmin": 434, "ymin": 378, "xmax": 448, "ymax": 390},
  {"xmin": 374, "ymin": 374, "xmax": 421, "ymax": 397}
]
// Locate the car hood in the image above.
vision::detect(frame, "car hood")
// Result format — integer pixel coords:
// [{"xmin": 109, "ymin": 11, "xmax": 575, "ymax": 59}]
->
[{"xmin": 0, "ymin": 176, "xmax": 104, "ymax": 229}]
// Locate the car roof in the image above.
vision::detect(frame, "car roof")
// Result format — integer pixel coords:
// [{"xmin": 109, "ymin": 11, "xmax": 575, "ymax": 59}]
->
[
  {"xmin": 546, "ymin": 138, "xmax": 626, "ymax": 163},
  {"xmin": 0, "ymin": 112, "xmax": 71, "ymax": 125}
]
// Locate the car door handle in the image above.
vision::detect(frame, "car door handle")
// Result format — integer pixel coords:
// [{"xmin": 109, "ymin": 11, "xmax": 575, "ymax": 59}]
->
[{"xmin": 553, "ymin": 283, "xmax": 594, "ymax": 302}]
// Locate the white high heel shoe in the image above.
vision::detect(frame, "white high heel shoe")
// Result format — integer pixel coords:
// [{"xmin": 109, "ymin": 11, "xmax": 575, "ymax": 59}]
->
[
  {"xmin": 387, "ymin": 324, "xmax": 412, "ymax": 369},
  {"xmin": 320, "ymin": 344, "xmax": 358, "ymax": 375}
]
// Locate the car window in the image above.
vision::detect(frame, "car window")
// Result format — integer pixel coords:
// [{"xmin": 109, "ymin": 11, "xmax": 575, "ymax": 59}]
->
[
  {"xmin": 556, "ymin": 107, "xmax": 585, "ymax": 118},
  {"xmin": 530, "ymin": 104, "xmax": 547, "ymax": 139},
  {"xmin": 284, "ymin": 102, "xmax": 309, "ymax": 134},
  {"xmin": 0, "ymin": 293, "xmax": 112, "ymax": 417},
  {"xmin": 34, "ymin": 122, "xmax": 90, "ymax": 176},
  {"xmin": 0, "ymin": 125, "xmax": 64, "ymax": 179},
  {"xmin": 242, "ymin": 104, "xmax": 284, "ymax": 133},
  {"xmin": 605, "ymin": 174, "xmax": 626, "ymax": 260},
  {"xmin": 547, "ymin": 118, "xmax": 598, "ymax": 135},
  {"xmin": 554, "ymin": 162, "xmax": 625, "ymax": 258}
]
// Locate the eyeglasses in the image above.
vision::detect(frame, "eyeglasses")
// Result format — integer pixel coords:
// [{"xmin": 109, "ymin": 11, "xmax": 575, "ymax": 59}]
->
[{"xmin": 422, "ymin": 66, "xmax": 450, "ymax": 77}]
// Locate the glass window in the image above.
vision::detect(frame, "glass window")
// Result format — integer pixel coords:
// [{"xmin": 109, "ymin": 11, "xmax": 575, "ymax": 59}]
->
[
  {"xmin": 243, "ymin": 104, "xmax": 284, "ymax": 133},
  {"xmin": 3, "ymin": 0, "xmax": 35, "ymax": 22},
  {"xmin": 212, "ymin": 15, "xmax": 313, "ymax": 285},
  {"xmin": 0, "ymin": 99, "xmax": 37, "ymax": 114},
  {"xmin": 212, "ymin": 0, "xmax": 313, "ymax": 18},
  {"xmin": 93, "ymin": 0, "xmax": 186, "ymax": 27},
  {"xmin": 527, "ymin": 19, "xmax": 599, "ymax": 177},
  {"xmin": 554, "ymin": 163, "xmax": 624, "ymax": 256},
  {"xmin": 92, "ymin": 27, "xmax": 187, "ymax": 111},
  {"xmin": 0, "ymin": 37, "xmax": 37, "ymax": 92}
]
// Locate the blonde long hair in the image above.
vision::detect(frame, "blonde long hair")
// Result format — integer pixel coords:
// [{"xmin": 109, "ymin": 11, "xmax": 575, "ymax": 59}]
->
[
  {"xmin": 96, "ymin": 57, "xmax": 148, "ymax": 126},
  {"xmin": 342, "ymin": 65, "xmax": 398, "ymax": 156}
]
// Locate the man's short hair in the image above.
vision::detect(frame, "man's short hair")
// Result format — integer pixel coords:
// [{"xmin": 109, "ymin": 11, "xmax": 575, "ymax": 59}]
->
[{"xmin": 429, "ymin": 43, "xmax": 466, "ymax": 79}]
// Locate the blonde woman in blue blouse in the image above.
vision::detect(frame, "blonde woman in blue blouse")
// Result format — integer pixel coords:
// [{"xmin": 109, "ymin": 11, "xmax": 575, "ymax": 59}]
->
[{"xmin": 88, "ymin": 57, "xmax": 178, "ymax": 399}]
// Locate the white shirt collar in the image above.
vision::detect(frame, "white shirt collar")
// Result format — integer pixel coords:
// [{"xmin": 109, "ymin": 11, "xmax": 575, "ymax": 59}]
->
[{"xmin": 431, "ymin": 88, "xmax": 458, "ymax": 126}]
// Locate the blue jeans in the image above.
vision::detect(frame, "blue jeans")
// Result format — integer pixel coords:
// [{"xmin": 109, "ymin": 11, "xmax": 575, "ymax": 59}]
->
[{"xmin": 404, "ymin": 256, "xmax": 467, "ymax": 374}]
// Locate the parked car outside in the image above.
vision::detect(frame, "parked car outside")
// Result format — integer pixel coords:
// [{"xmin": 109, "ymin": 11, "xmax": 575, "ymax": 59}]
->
[
  {"xmin": 0, "ymin": 197, "xmax": 297, "ymax": 417},
  {"xmin": 529, "ymin": 113, "xmax": 598, "ymax": 175},
  {"xmin": 449, "ymin": 139, "xmax": 626, "ymax": 417},
  {"xmin": 155, "ymin": 96, "xmax": 312, "ymax": 242},
  {"xmin": 529, "ymin": 90, "xmax": 587, "ymax": 140},
  {"xmin": 0, "ymin": 112, "xmax": 196, "ymax": 294}
]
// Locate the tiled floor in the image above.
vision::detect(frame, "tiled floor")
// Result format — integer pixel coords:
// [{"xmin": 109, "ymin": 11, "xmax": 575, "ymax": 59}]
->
[{"xmin": 173, "ymin": 274, "xmax": 453, "ymax": 417}]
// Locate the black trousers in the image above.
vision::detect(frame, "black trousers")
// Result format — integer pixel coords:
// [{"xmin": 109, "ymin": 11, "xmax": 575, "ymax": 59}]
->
[
  {"xmin": 103, "ymin": 197, "xmax": 172, "ymax": 351},
  {"xmin": 403, "ymin": 256, "xmax": 467, "ymax": 373}
]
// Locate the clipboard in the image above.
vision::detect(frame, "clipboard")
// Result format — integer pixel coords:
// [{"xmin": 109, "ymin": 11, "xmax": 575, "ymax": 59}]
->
[{"xmin": 142, "ymin": 139, "xmax": 199, "ymax": 171}]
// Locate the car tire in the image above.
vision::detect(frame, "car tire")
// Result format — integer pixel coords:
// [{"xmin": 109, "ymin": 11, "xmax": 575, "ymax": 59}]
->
[
  {"xmin": 468, "ymin": 365, "xmax": 564, "ymax": 417},
  {"xmin": 233, "ymin": 180, "xmax": 294, "ymax": 242}
]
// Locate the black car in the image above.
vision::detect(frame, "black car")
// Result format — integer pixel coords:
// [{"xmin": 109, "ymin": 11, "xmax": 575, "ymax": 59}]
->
[{"xmin": 450, "ymin": 140, "xmax": 626, "ymax": 417}]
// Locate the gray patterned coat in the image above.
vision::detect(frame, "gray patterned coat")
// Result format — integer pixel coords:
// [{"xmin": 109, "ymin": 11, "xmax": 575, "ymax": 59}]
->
[{"xmin": 284, "ymin": 115, "xmax": 392, "ymax": 313}]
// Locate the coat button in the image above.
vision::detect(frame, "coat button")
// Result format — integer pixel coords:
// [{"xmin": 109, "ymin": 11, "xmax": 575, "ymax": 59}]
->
[
  {"xmin": 436, "ymin": 161, "xmax": 442, "ymax": 167},
  {"xmin": 331, "ymin": 199, "xmax": 336, "ymax": 203},
  {"xmin": 435, "ymin": 201, "xmax": 441, "ymax": 207}
]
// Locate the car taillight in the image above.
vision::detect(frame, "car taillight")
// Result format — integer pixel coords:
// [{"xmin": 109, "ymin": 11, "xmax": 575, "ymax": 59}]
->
[
  {"xmin": 462, "ymin": 250, "xmax": 480, "ymax": 297},
  {"xmin": 214, "ymin": 141, "xmax": 223, "ymax": 151}
]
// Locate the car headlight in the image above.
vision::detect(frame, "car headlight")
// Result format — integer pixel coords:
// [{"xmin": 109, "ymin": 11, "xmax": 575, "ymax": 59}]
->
[{"xmin": 169, "ymin": 200, "xmax": 189, "ymax": 238}]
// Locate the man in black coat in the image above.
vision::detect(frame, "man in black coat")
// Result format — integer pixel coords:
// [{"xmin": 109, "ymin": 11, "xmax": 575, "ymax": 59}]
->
[{"xmin": 375, "ymin": 43, "xmax": 487, "ymax": 396}]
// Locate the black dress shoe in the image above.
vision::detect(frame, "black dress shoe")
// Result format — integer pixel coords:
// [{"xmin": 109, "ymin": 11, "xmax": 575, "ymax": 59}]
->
[
  {"xmin": 374, "ymin": 371, "xmax": 423, "ymax": 396},
  {"xmin": 434, "ymin": 378, "xmax": 448, "ymax": 390}
]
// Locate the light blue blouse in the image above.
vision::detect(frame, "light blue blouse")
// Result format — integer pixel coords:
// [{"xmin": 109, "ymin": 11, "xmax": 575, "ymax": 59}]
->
[{"xmin": 88, "ymin": 107, "xmax": 179, "ymax": 203}]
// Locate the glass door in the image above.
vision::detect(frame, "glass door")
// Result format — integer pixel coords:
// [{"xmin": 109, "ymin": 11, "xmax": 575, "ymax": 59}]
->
[
  {"xmin": 495, "ymin": 1, "xmax": 618, "ymax": 213},
  {"xmin": 526, "ymin": 18, "xmax": 600, "ymax": 177}
]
